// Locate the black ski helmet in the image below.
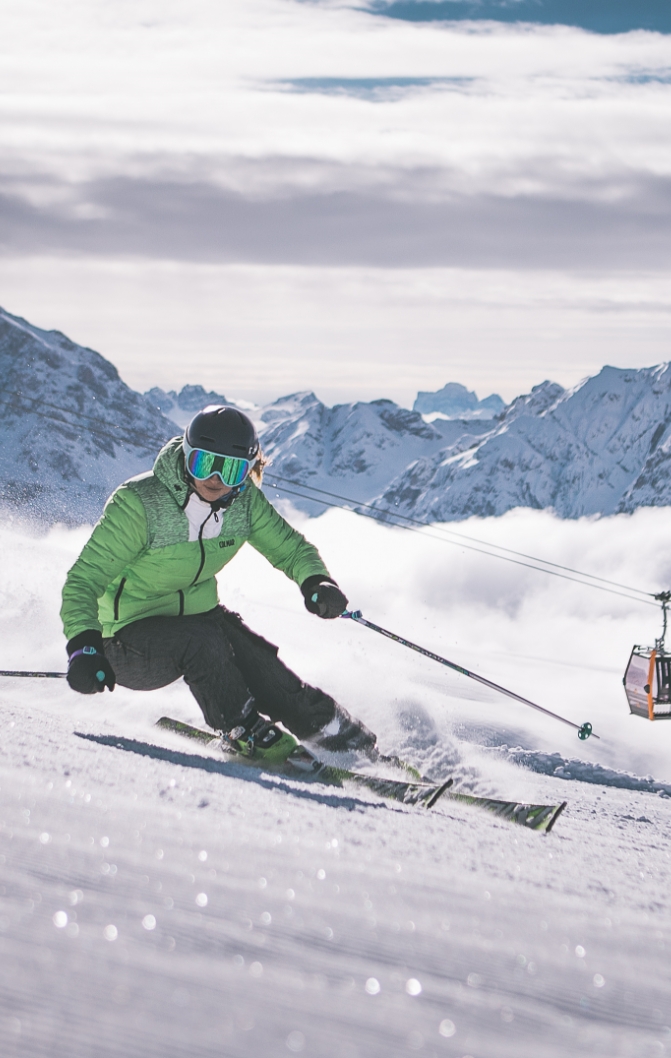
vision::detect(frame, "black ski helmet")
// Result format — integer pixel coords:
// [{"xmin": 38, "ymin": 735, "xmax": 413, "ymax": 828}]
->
[{"xmin": 184, "ymin": 405, "xmax": 259, "ymax": 461}]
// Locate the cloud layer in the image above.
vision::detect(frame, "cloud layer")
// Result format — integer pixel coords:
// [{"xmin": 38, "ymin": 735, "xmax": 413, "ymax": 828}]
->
[
  {"xmin": 4, "ymin": 503, "xmax": 671, "ymax": 779},
  {"xmin": 3, "ymin": 1, "xmax": 671, "ymax": 269},
  {"xmin": 2, "ymin": 0, "xmax": 671, "ymax": 400},
  {"xmin": 4, "ymin": 169, "xmax": 671, "ymax": 269}
]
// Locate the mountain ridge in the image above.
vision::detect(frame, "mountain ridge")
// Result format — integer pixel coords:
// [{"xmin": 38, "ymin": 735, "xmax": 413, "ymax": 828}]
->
[
  {"xmin": 2, "ymin": 304, "xmax": 671, "ymax": 525},
  {"xmin": 0, "ymin": 307, "xmax": 177, "ymax": 523},
  {"xmin": 373, "ymin": 366, "xmax": 671, "ymax": 522}
]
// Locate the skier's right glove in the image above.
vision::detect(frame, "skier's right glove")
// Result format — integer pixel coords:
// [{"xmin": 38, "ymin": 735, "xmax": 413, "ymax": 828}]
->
[{"xmin": 66, "ymin": 631, "xmax": 116, "ymax": 694}]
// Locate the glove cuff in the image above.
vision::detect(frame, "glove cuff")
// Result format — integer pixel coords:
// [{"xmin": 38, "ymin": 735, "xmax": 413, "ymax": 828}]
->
[
  {"xmin": 300, "ymin": 574, "xmax": 338, "ymax": 603},
  {"xmin": 67, "ymin": 630, "xmax": 105, "ymax": 658}
]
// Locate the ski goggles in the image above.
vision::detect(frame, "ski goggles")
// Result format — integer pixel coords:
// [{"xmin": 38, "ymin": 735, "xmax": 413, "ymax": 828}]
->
[{"xmin": 183, "ymin": 442, "xmax": 253, "ymax": 487}]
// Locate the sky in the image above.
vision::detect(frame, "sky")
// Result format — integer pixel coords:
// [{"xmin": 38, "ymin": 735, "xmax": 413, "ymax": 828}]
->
[
  {"xmin": 1, "ymin": 0, "xmax": 671, "ymax": 405},
  {"xmin": 369, "ymin": 1, "xmax": 671, "ymax": 35}
]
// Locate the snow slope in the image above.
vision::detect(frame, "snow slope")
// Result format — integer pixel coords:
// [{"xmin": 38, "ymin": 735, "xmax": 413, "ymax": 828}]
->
[
  {"xmin": 413, "ymin": 384, "xmax": 505, "ymax": 421},
  {"xmin": 257, "ymin": 392, "xmax": 491, "ymax": 516},
  {"xmin": 1, "ymin": 507, "xmax": 670, "ymax": 1057},
  {"xmin": 145, "ymin": 385, "xmax": 230, "ymax": 429},
  {"xmin": 5, "ymin": 304, "xmax": 671, "ymax": 527},
  {"xmin": 253, "ymin": 365, "xmax": 671, "ymax": 524},
  {"xmin": 0, "ymin": 308, "xmax": 177, "ymax": 523},
  {"xmin": 376, "ymin": 366, "xmax": 671, "ymax": 522}
]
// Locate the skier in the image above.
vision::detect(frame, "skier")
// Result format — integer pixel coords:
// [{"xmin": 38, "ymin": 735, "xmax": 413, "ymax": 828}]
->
[{"xmin": 61, "ymin": 405, "xmax": 377, "ymax": 762}]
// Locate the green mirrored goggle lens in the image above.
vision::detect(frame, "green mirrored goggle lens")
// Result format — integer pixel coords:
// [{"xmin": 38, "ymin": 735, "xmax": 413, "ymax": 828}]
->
[{"xmin": 186, "ymin": 447, "xmax": 251, "ymax": 487}]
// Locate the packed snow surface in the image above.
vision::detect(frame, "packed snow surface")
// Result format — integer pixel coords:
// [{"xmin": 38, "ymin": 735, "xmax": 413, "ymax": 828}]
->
[{"xmin": 1, "ymin": 506, "xmax": 671, "ymax": 1057}]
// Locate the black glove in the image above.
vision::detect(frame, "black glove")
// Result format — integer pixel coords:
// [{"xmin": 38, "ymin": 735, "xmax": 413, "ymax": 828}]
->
[
  {"xmin": 301, "ymin": 575, "xmax": 348, "ymax": 620},
  {"xmin": 66, "ymin": 631, "xmax": 116, "ymax": 694}
]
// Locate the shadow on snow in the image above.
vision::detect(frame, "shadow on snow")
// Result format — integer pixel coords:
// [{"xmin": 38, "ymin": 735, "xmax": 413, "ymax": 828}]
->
[{"xmin": 74, "ymin": 731, "xmax": 398, "ymax": 814}]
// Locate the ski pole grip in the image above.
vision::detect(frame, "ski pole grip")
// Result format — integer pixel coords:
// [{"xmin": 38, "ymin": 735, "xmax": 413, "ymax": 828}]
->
[{"xmin": 69, "ymin": 646, "xmax": 100, "ymax": 662}]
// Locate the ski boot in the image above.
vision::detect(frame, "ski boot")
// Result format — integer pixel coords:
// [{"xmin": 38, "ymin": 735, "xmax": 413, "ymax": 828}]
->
[
  {"xmin": 305, "ymin": 706, "xmax": 422, "ymax": 778},
  {"xmin": 305, "ymin": 704, "xmax": 378, "ymax": 758},
  {"xmin": 224, "ymin": 712, "xmax": 298, "ymax": 764}
]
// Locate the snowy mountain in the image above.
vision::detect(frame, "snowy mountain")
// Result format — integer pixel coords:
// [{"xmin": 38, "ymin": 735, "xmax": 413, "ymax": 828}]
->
[
  {"xmin": 144, "ymin": 384, "xmax": 230, "ymax": 428},
  {"xmin": 4, "ymin": 303, "xmax": 671, "ymax": 527},
  {"xmin": 413, "ymin": 381, "xmax": 505, "ymax": 420},
  {"xmin": 0, "ymin": 308, "xmax": 177, "ymax": 523},
  {"xmin": 256, "ymin": 391, "xmax": 492, "ymax": 514},
  {"xmin": 253, "ymin": 368, "xmax": 671, "ymax": 523},
  {"xmin": 373, "ymin": 366, "xmax": 671, "ymax": 522}
]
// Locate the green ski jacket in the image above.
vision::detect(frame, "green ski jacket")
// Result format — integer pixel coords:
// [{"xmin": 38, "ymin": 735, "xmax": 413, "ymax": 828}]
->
[{"xmin": 61, "ymin": 438, "xmax": 330, "ymax": 640}]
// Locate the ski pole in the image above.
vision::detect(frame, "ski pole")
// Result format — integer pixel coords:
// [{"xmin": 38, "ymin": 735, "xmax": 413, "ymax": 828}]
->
[
  {"xmin": 341, "ymin": 610, "xmax": 597, "ymax": 740},
  {"xmin": 0, "ymin": 670, "xmax": 66, "ymax": 678}
]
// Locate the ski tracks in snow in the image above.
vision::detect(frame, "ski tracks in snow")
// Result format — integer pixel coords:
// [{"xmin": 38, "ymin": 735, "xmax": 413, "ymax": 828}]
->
[{"xmin": 0, "ymin": 692, "xmax": 670, "ymax": 1057}]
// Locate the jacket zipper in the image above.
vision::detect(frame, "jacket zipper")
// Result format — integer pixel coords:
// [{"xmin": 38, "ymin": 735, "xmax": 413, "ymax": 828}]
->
[
  {"xmin": 178, "ymin": 589, "xmax": 184, "ymax": 616},
  {"xmin": 191, "ymin": 509, "xmax": 215, "ymax": 586},
  {"xmin": 113, "ymin": 577, "xmax": 127, "ymax": 621}
]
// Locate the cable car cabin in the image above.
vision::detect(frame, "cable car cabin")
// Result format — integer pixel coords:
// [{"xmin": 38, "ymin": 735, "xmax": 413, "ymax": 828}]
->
[{"xmin": 624, "ymin": 648, "xmax": 671, "ymax": 720}]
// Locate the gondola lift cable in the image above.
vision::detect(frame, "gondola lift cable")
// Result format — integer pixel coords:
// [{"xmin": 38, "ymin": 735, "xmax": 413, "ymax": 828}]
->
[
  {"xmin": 266, "ymin": 474, "xmax": 661, "ymax": 605},
  {"xmin": 268, "ymin": 473, "xmax": 671, "ymax": 731}
]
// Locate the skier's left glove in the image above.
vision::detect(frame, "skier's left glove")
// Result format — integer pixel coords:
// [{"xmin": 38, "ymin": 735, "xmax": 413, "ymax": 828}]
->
[
  {"xmin": 66, "ymin": 630, "xmax": 116, "ymax": 694},
  {"xmin": 301, "ymin": 576, "xmax": 348, "ymax": 620}
]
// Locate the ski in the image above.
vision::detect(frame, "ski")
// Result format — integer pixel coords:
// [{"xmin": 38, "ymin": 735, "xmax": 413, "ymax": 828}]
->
[
  {"xmin": 155, "ymin": 718, "xmax": 566, "ymax": 828},
  {"xmin": 155, "ymin": 717, "xmax": 453, "ymax": 808},
  {"xmin": 443, "ymin": 790, "xmax": 567, "ymax": 833}
]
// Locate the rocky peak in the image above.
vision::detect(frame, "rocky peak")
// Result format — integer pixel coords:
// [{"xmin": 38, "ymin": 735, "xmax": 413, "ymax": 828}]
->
[{"xmin": 0, "ymin": 307, "xmax": 177, "ymax": 523}]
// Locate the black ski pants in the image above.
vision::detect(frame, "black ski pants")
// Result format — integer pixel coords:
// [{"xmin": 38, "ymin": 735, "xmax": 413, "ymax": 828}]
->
[{"xmin": 103, "ymin": 605, "xmax": 338, "ymax": 737}]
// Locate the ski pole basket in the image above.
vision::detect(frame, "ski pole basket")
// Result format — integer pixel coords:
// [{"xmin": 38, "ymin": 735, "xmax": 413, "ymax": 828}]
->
[{"xmin": 623, "ymin": 591, "xmax": 671, "ymax": 721}]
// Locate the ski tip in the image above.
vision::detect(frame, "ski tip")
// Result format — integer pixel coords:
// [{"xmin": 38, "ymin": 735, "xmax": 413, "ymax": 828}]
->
[{"xmin": 544, "ymin": 800, "xmax": 568, "ymax": 834}]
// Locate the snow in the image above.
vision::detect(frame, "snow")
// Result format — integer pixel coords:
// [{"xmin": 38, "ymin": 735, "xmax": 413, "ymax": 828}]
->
[
  {"xmin": 0, "ymin": 307, "xmax": 176, "ymax": 524},
  {"xmin": 376, "ymin": 368, "xmax": 671, "ymax": 522},
  {"xmin": 144, "ymin": 385, "xmax": 232, "ymax": 430},
  {"xmin": 7, "ymin": 302, "xmax": 671, "ymax": 531},
  {"xmin": 1, "ymin": 506, "xmax": 671, "ymax": 1057},
  {"xmin": 256, "ymin": 392, "xmax": 490, "ymax": 517},
  {"xmin": 413, "ymin": 384, "xmax": 505, "ymax": 421}
]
